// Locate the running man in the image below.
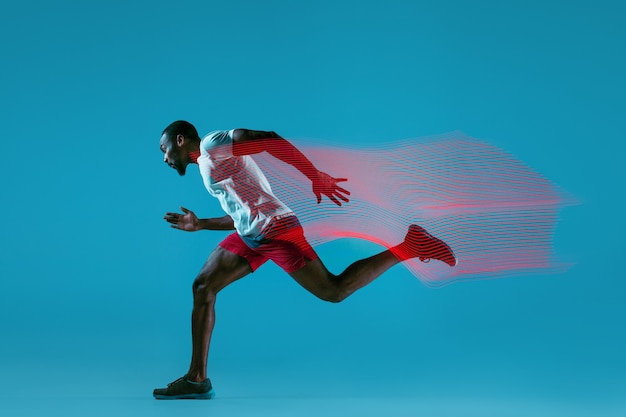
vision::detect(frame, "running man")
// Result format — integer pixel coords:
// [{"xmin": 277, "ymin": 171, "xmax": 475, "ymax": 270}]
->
[{"xmin": 153, "ymin": 120, "xmax": 456, "ymax": 399}]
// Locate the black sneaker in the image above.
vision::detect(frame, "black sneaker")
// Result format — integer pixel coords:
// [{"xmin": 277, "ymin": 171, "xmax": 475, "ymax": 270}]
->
[
  {"xmin": 153, "ymin": 375, "xmax": 215, "ymax": 400},
  {"xmin": 392, "ymin": 225, "xmax": 457, "ymax": 267}
]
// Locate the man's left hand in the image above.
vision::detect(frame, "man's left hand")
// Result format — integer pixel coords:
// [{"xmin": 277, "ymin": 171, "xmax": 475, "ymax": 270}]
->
[{"xmin": 312, "ymin": 171, "xmax": 350, "ymax": 206}]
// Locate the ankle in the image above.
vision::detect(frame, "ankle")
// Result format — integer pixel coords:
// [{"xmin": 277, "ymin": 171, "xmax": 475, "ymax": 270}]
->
[
  {"xmin": 389, "ymin": 242, "xmax": 410, "ymax": 261},
  {"xmin": 186, "ymin": 371, "xmax": 206, "ymax": 383}
]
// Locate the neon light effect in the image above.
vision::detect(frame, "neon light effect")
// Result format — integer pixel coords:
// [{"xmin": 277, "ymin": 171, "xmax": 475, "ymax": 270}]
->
[{"xmin": 248, "ymin": 132, "xmax": 576, "ymax": 287}]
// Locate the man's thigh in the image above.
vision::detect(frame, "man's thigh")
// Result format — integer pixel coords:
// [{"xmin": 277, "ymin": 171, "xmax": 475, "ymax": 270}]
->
[{"xmin": 288, "ymin": 257, "xmax": 334, "ymax": 298}]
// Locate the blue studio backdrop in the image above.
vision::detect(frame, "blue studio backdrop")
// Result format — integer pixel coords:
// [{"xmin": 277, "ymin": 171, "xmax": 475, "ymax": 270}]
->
[{"xmin": 1, "ymin": 1, "xmax": 624, "ymax": 416}]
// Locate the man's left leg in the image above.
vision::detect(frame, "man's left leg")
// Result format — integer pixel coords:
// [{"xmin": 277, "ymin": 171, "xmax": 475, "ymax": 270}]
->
[{"xmin": 153, "ymin": 246, "xmax": 254, "ymax": 399}]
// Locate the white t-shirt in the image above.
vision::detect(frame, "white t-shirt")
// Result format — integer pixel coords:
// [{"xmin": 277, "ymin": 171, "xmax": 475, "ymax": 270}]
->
[{"xmin": 198, "ymin": 130, "xmax": 294, "ymax": 239}]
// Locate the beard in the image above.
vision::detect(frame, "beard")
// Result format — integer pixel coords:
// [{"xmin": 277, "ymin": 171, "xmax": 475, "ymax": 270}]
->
[{"xmin": 170, "ymin": 159, "xmax": 187, "ymax": 176}]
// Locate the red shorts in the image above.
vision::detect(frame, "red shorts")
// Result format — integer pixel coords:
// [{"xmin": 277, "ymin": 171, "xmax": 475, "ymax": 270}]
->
[{"xmin": 219, "ymin": 216, "xmax": 319, "ymax": 274}]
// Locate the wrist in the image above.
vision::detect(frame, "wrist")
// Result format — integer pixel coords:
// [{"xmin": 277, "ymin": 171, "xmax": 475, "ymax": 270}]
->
[
  {"xmin": 196, "ymin": 218, "xmax": 209, "ymax": 231},
  {"xmin": 305, "ymin": 167, "xmax": 320, "ymax": 182}
]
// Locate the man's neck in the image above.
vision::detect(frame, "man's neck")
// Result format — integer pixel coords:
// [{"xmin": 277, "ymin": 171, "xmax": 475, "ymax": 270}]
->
[
  {"xmin": 189, "ymin": 149, "xmax": 200, "ymax": 163},
  {"xmin": 187, "ymin": 142, "xmax": 201, "ymax": 163}
]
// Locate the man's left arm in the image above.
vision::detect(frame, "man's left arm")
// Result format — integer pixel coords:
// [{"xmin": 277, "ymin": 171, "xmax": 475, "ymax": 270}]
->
[{"xmin": 232, "ymin": 129, "xmax": 350, "ymax": 206}]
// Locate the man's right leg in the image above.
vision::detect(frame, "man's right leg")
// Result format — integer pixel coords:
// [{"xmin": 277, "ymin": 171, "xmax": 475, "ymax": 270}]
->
[
  {"xmin": 289, "ymin": 224, "xmax": 456, "ymax": 303},
  {"xmin": 154, "ymin": 246, "xmax": 252, "ymax": 399}
]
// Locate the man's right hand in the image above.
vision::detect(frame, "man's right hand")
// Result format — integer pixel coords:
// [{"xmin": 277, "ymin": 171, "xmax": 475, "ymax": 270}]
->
[{"xmin": 164, "ymin": 206, "xmax": 200, "ymax": 232}]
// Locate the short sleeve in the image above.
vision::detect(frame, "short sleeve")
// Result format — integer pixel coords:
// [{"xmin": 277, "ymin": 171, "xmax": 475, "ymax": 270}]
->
[{"xmin": 201, "ymin": 130, "xmax": 235, "ymax": 160}]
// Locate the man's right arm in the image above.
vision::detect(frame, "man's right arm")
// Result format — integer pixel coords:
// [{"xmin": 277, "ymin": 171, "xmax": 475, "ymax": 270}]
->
[{"xmin": 164, "ymin": 207, "xmax": 235, "ymax": 232}]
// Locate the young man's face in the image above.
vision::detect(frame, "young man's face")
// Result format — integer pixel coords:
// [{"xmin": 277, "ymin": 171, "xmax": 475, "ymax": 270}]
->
[{"xmin": 160, "ymin": 134, "xmax": 188, "ymax": 176}]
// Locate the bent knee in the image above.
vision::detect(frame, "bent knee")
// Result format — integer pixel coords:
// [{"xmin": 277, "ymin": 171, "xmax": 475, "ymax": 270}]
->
[
  {"xmin": 192, "ymin": 274, "xmax": 218, "ymax": 304},
  {"xmin": 319, "ymin": 286, "xmax": 350, "ymax": 303},
  {"xmin": 323, "ymin": 294, "xmax": 345, "ymax": 303}
]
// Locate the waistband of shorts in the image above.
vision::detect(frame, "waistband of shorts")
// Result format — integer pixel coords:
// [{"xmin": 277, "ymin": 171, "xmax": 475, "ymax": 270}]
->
[{"xmin": 242, "ymin": 214, "xmax": 300, "ymax": 248}]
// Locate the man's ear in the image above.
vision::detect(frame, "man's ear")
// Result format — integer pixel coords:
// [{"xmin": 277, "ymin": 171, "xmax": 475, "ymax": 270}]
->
[{"xmin": 176, "ymin": 134, "xmax": 185, "ymax": 147}]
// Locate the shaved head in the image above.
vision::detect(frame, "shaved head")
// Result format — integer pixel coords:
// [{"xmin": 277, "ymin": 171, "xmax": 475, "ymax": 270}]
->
[{"xmin": 162, "ymin": 120, "xmax": 200, "ymax": 143}]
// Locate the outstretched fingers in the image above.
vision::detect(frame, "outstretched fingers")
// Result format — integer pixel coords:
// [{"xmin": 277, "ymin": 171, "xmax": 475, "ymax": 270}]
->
[
  {"xmin": 336, "ymin": 185, "xmax": 350, "ymax": 197},
  {"xmin": 324, "ymin": 190, "xmax": 349, "ymax": 206},
  {"xmin": 164, "ymin": 212, "xmax": 181, "ymax": 228},
  {"xmin": 163, "ymin": 206, "xmax": 199, "ymax": 232},
  {"xmin": 331, "ymin": 179, "xmax": 350, "ymax": 206},
  {"xmin": 164, "ymin": 212, "xmax": 179, "ymax": 221}
]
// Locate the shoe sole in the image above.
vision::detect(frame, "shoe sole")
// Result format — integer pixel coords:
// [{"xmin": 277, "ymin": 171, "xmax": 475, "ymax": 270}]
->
[{"xmin": 154, "ymin": 389, "xmax": 215, "ymax": 400}]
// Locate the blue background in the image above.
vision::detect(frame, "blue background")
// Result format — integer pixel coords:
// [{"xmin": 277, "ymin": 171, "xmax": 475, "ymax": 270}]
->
[{"xmin": 1, "ymin": 1, "xmax": 624, "ymax": 416}]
